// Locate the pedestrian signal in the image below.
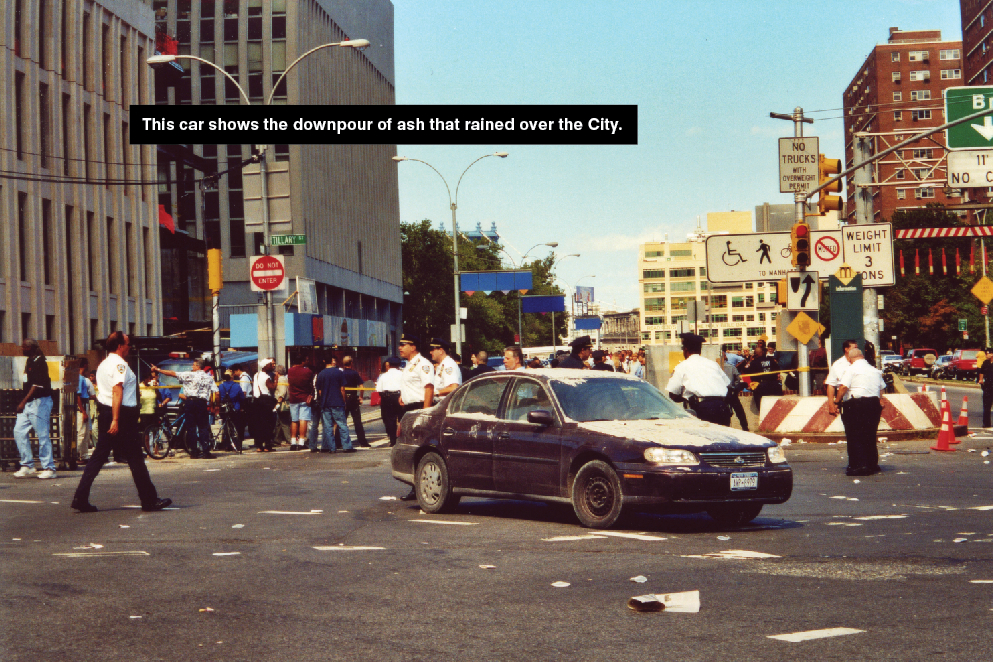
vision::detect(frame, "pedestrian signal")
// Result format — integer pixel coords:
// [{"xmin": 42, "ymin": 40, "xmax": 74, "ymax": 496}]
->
[
  {"xmin": 791, "ymin": 221, "xmax": 811, "ymax": 269},
  {"xmin": 818, "ymin": 154, "xmax": 843, "ymax": 214}
]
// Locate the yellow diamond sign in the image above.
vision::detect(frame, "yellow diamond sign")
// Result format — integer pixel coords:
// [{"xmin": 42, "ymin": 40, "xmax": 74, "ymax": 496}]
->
[
  {"xmin": 834, "ymin": 263, "xmax": 856, "ymax": 286},
  {"xmin": 786, "ymin": 311, "xmax": 818, "ymax": 345},
  {"xmin": 972, "ymin": 276, "xmax": 993, "ymax": 305}
]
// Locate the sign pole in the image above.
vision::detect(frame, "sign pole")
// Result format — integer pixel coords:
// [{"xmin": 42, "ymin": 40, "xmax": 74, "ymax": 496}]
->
[
  {"xmin": 853, "ymin": 134, "xmax": 880, "ymax": 356},
  {"xmin": 791, "ymin": 107, "xmax": 812, "ymax": 397},
  {"xmin": 258, "ymin": 148, "xmax": 276, "ymax": 360}
]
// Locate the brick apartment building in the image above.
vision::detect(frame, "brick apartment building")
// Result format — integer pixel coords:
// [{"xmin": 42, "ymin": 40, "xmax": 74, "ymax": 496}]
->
[{"xmin": 843, "ymin": 28, "xmax": 964, "ymax": 223}]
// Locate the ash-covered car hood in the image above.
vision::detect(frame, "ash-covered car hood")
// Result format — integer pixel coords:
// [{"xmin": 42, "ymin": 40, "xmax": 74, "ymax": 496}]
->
[{"xmin": 576, "ymin": 419, "xmax": 773, "ymax": 448}]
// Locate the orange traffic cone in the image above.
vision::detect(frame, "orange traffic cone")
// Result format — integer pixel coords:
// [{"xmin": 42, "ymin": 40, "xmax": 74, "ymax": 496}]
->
[
  {"xmin": 941, "ymin": 386, "xmax": 947, "ymax": 404},
  {"xmin": 931, "ymin": 401, "xmax": 956, "ymax": 452},
  {"xmin": 958, "ymin": 396, "xmax": 970, "ymax": 428}
]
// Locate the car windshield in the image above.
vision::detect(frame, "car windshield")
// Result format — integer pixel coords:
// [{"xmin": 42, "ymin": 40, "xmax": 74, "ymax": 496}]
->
[
  {"xmin": 961, "ymin": 351, "xmax": 978, "ymax": 360},
  {"xmin": 549, "ymin": 376, "xmax": 689, "ymax": 422}
]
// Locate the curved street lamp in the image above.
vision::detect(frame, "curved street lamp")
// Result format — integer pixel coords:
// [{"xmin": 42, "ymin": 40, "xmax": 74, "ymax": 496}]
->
[
  {"xmin": 392, "ymin": 152, "xmax": 509, "ymax": 355},
  {"xmin": 147, "ymin": 41, "xmax": 367, "ymax": 359}
]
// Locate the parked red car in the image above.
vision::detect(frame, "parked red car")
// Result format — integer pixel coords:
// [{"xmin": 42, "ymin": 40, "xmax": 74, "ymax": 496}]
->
[
  {"xmin": 948, "ymin": 349, "xmax": 982, "ymax": 380},
  {"xmin": 901, "ymin": 348, "xmax": 939, "ymax": 376}
]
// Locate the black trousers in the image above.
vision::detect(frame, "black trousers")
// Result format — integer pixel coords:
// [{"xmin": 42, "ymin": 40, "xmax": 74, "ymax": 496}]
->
[
  {"xmin": 727, "ymin": 394, "xmax": 749, "ymax": 430},
  {"xmin": 380, "ymin": 392, "xmax": 402, "ymax": 444},
  {"xmin": 694, "ymin": 399, "xmax": 731, "ymax": 426},
  {"xmin": 841, "ymin": 397, "xmax": 882, "ymax": 472},
  {"xmin": 73, "ymin": 404, "xmax": 158, "ymax": 506},
  {"xmin": 184, "ymin": 397, "xmax": 212, "ymax": 455},
  {"xmin": 346, "ymin": 396, "xmax": 367, "ymax": 445},
  {"xmin": 251, "ymin": 394, "xmax": 276, "ymax": 450},
  {"xmin": 752, "ymin": 381, "xmax": 783, "ymax": 412},
  {"xmin": 983, "ymin": 387, "xmax": 993, "ymax": 429}
]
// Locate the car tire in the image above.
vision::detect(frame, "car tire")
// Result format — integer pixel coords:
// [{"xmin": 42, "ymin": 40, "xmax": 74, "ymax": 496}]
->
[
  {"xmin": 415, "ymin": 451, "xmax": 461, "ymax": 514},
  {"xmin": 706, "ymin": 503, "xmax": 763, "ymax": 527},
  {"xmin": 572, "ymin": 460, "xmax": 624, "ymax": 529}
]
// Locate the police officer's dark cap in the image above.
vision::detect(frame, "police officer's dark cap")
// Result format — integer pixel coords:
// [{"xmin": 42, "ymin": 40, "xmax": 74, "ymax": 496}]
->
[
  {"xmin": 591, "ymin": 350, "xmax": 607, "ymax": 361},
  {"xmin": 679, "ymin": 332, "xmax": 704, "ymax": 353},
  {"xmin": 570, "ymin": 335, "xmax": 593, "ymax": 350},
  {"xmin": 399, "ymin": 334, "xmax": 419, "ymax": 348},
  {"xmin": 429, "ymin": 337, "xmax": 450, "ymax": 352}
]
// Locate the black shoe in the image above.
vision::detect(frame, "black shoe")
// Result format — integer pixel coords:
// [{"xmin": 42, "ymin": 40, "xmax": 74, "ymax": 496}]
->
[
  {"xmin": 343, "ymin": 448, "xmax": 357, "ymax": 453},
  {"xmin": 188, "ymin": 452, "xmax": 201, "ymax": 459},
  {"xmin": 310, "ymin": 448, "xmax": 319, "ymax": 453},
  {"xmin": 71, "ymin": 500, "xmax": 98, "ymax": 513},
  {"xmin": 400, "ymin": 490, "xmax": 417, "ymax": 501},
  {"xmin": 357, "ymin": 442, "xmax": 371, "ymax": 448},
  {"xmin": 142, "ymin": 498, "xmax": 173, "ymax": 512},
  {"xmin": 320, "ymin": 449, "xmax": 333, "ymax": 453},
  {"xmin": 201, "ymin": 453, "xmax": 217, "ymax": 459}
]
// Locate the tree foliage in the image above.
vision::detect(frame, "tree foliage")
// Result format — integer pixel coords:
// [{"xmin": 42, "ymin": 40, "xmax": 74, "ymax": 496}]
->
[
  {"xmin": 400, "ymin": 220, "xmax": 567, "ymax": 355},
  {"xmin": 882, "ymin": 205, "xmax": 987, "ymax": 351}
]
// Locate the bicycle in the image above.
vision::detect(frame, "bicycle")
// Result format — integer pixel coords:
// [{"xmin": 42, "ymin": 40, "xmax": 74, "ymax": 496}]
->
[
  {"xmin": 213, "ymin": 403, "xmax": 242, "ymax": 453},
  {"xmin": 144, "ymin": 405, "xmax": 213, "ymax": 459}
]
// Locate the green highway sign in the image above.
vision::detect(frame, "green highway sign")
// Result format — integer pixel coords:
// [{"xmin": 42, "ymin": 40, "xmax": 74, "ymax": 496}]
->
[
  {"xmin": 270, "ymin": 234, "xmax": 306, "ymax": 246},
  {"xmin": 959, "ymin": 318, "xmax": 968, "ymax": 332},
  {"xmin": 946, "ymin": 86, "xmax": 993, "ymax": 149}
]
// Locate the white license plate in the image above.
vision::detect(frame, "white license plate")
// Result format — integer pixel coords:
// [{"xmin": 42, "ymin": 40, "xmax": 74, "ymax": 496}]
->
[{"xmin": 730, "ymin": 472, "xmax": 758, "ymax": 491}]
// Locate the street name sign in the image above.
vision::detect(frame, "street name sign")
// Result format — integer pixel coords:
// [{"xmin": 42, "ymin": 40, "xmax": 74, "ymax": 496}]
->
[
  {"xmin": 786, "ymin": 271, "xmax": 819, "ymax": 312},
  {"xmin": 706, "ymin": 230, "xmax": 844, "ymax": 283},
  {"xmin": 271, "ymin": 234, "xmax": 306, "ymax": 246},
  {"xmin": 947, "ymin": 150, "xmax": 993, "ymax": 187},
  {"xmin": 250, "ymin": 255, "xmax": 285, "ymax": 292},
  {"xmin": 841, "ymin": 223, "xmax": 895, "ymax": 287},
  {"xmin": 778, "ymin": 137, "xmax": 819, "ymax": 193},
  {"xmin": 946, "ymin": 86, "xmax": 993, "ymax": 150}
]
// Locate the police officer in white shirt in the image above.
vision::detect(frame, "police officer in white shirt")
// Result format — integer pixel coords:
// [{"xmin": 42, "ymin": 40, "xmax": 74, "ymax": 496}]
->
[
  {"xmin": 251, "ymin": 358, "xmax": 277, "ymax": 452},
  {"xmin": 429, "ymin": 337, "xmax": 462, "ymax": 400},
  {"xmin": 376, "ymin": 356, "xmax": 403, "ymax": 446},
  {"xmin": 825, "ymin": 338, "xmax": 859, "ymax": 417},
  {"xmin": 397, "ymin": 335, "xmax": 434, "ymax": 501},
  {"xmin": 667, "ymin": 333, "xmax": 732, "ymax": 426},
  {"xmin": 71, "ymin": 332, "xmax": 171, "ymax": 513},
  {"xmin": 833, "ymin": 348, "xmax": 886, "ymax": 476}
]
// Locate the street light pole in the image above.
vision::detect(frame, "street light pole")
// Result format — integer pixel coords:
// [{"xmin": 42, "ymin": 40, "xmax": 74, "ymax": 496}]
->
[
  {"xmin": 148, "ymin": 41, "xmax": 368, "ymax": 360},
  {"xmin": 392, "ymin": 153, "xmax": 509, "ymax": 357},
  {"xmin": 548, "ymin": 253, "xmax": 580, "ymax": 354}
]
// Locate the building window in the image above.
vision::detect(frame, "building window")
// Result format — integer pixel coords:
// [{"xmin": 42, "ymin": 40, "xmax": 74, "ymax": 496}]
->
[
  {"xmin": 897, "ymin": 189, "xmax": 907, "ymax": 200},
  {"xmin": 746, "ymin": 314, "xmax": 755, "ymax": 322},
  {"xmin": 710, "ymin": 295, "xmax": 727, "ymax": 309},
  {"xmin": 894, "ymin": 111, "xmax": 903, "ymax": 121},
  {"xmin": 644, "ymin": 316, "xmax": 664, "ymax": 326},
  {"xmin": 940, "ymin": 69, "xmax": 962, "ymax": 80},
  {"xmin": 669, "ymin": 249, "xmax": 692, "ymax": 257},
  {"xmin": 746, "ymin": 327, "xmax": 765, "ymax": 337},
  {"xmin": 670, "ymin": 281, "xmax": 696, "ymax": 292},
  {"xmin": 643, "ymin": 282, "xmax": 664, "ymax": 293},
  {"xmin": 670, "ymin": 315, "xmax": 686, "ymax": 324},
  {"xmin": 42, "ymin": 200, "xmax": 52, "ymax": 285},
  {"xmin": 939, "ymin": 49, "xmax": 960, "ymax": 60},
  {"xmin": 757, "ymin": 293, "xmax": 765, "ymax": 303},
  {"xmin": 911, "ymin": 148, "xmax": 932, "ymax": 159},
  {"xmin": 915, "ymin": 187, "xmax": 935, "ymax": 199},
  {"xmin": 644, "ymin": 297, "xmax": 665, "ymax": 312},
  {"xmin": 895, "ymin": 169, "xmax": 905, "ymax": 180},
  {"xmin": 645, "ymin": 250, "xmax": 663, "ymax": 258},
  {"xmin": 758, "ymin": 313, "xmax": 766, "ymax": 322},
  {"xmin": 908, "ymin": 50, "xmax": 929, "ymax": 62},
  {"xmin": 913, "ymin": 168, "xmax": 929, "ymax": 180},
  {"xmin": 723, "ymin": 328, "xmax": 742, "ymax": 338},
  {"xmin": 670, "ymin": 297, "xmax": 693, "ymax": 311},
  {"xmin": 891, "ymin": 52, "xmax": 900, "ymax": 62},
  {"xmin": 669, "ymin": 268, "xmax": 695, "ymax": 278},
  {"xmin": 642, "ymin": 269, "xmax": 665, "ymax": 279},
  {"xmin": 18, "ymin": 192, "xmax": 28, "ymax": 282},
  {"xmin": 911, "ymin": 109, "xmax": 932, "ymax": 121},
  {"xmin": 107, "ymin": 217, "xmax": 117, "ymax": 293},
  {"xmin": 641, "ymin": 332, "xmax": 650, "ymax": 341},
  {"xmin": 732, "ymin": 296, "xmax": 745, "ymax": 308},
  {"xmin": 908, "ymin": 70, "xmax": 930, "ymax": 82},
  {"xmin": 732, "ymin": 314, "xmax": 745, "ymax": 322},
  {"xmin": 710, "ymin": 314, "xmax": 728, "ymax": 323},
  {"xmin": 15, "ymin": 73, "xmax": 25, "ymax": 159},
  {"xmin": 891, "ymin": 71, "xmax": 901, "ymax": 82},
  {"xmin": 910, "ymin": 90, "xmax": 931, "ymax": 101},
  {"xmin": 893, "ymin": 91, "xmax": 902, "ymax": 102}
]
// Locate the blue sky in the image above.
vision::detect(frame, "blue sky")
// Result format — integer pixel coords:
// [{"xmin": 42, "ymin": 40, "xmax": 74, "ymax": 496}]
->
[{"xmin": 391, "ymin": 0, "xmax": 963, "ymax": 311}]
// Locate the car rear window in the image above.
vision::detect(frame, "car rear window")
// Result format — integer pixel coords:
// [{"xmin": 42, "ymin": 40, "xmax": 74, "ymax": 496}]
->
[
  {"xmin": 961, "ymin": 351, "xmax": 978, "ymax": 360},
  {"xmin": 550, "ymin": 376, "xmax": 688, "ymax": 422},
  {"xmin": 913, "ymin": 350, "xmax": 936, "ymax": 358}
]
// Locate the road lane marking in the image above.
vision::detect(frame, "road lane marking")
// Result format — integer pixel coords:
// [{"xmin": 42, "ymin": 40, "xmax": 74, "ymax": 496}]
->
[
  {"xmin": 258, "ymin": 510, "xmax": 323, "ymax": 515},
  {"xmin": 212, "ymin": 552, "xmax": 242, "ymax": 556},
  {"xmin": 682, "ymin": 550, "xmax": 781, "ymax": 560},
  {"xmin": 313, "ymin": 546, "xmax": 386, "ymax": 551},
  {"xmin": 0, "ymin": 499, "xmax": 45, "ymax": 504},
  {"xmin": 969, "ymin": 506, "xmax": 993, "ymax": 511},
  {"xmin": 543, "ymin": 534, "xmax": 609, "ymax": 541},
  {"xmin": 854, "ymin": 515, "xmax": 908, "ymax": 520},
  {"xmin": 597, "ymin": 532, "xmax": 667, "ymax": 541},
  {"xmin": 768, "ymin": 627, "xmax": 865, "ymax": 642},
  {"xmin": 409, "ymin": 519, "xmax": 478, "ymax": 526},
  {"xmin": 53, "ymin": 551, "xmax": 150, "ymax": 558},
  {"xmin": 970, "ymin": 580, "xmax": 993, "ymax": 583}
]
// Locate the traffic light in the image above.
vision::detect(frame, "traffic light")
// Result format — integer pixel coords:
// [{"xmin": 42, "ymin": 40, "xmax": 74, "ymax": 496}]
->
[
  {"xmin": 207, "ymin": 248, "xmax": 223, "ymax": 293},
  {"xmin": 817, "ymin": 154, "xmax": 843, "ymax": 215},
  {"xmin": 791, "ymin": 221, "xmax": 811, "ymax": 269}
]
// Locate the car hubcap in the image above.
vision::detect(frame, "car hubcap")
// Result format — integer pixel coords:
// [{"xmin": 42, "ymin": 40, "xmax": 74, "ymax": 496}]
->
[
  {"xmin": 584, "ymin": 475, "xmax": 613, "ymax": 516},
  {"xmin": 420, "ymin": 462, "xmax": 442, "ymax": 505}
]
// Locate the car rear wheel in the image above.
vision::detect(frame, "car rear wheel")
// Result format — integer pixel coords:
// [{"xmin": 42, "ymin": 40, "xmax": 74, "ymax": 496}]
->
[
  {"xmin": 572, "ymin": 460, "xmax": 623, "ymax": 529},
  {"xmin": 415, "ymin": 452, "xmax": 461, "ymax": 514},
  {"xmin": 706, "ymin": 503, "xmax": 762, "ymax": 527}
]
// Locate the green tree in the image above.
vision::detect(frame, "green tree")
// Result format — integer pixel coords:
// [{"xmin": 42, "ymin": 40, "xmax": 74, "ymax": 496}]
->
[
  {"xmin": 883, "ymin": 205, "xmax": 986, "ymax": 351},
  {"xmin": 400, "ymin": 221, "xmax": 566, "ymax": 356}
]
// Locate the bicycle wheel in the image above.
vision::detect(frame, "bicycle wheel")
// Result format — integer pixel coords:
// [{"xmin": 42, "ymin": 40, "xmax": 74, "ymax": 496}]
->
[{"xmin": 145, "ymin": 425, "xmax": 171, "ymax": 460}]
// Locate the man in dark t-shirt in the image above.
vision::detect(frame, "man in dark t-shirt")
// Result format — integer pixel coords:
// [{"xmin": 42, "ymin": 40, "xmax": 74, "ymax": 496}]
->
[
  {"xmin": 287, "ymin": 356, "xmax": 315, "ymax": 451},
  {"xmin": 315, "ymin": 361, "xmax": 351, "ymax": 452},
  {"xmin": 339, "ymin": 356, "xmax": 368, "ymax": 448},
  {"xmin": 13, "ymin": 339, "xmax": 56, "ymax": 479}
]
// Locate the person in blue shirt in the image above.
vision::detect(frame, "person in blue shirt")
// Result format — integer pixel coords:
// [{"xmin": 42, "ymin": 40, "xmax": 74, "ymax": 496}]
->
[
  {"xmin": 315, "ymin": 359, "xmax": 351, "ymax": 453},
  {"xmin": 217, "ymin": 370, "xmax": 245, "ymax": 451}
]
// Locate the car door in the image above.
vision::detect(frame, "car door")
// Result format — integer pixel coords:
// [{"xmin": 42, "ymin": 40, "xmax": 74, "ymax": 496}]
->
[
  {"xmin": 441, "ymin": 376, "xmax": 511, "ymax": 491},
  {"xmin": 492, "ymin": 377, "xmax": 562, "ymax": 496}
]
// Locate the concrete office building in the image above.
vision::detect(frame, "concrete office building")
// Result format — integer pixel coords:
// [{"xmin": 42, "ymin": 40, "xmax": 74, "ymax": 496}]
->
[
  {"xmin": 842, "ymin": 28, "xmax": 964, "ymax": 222},
  {"xmin": 151, "ymin": 0, "xmax": 401, "ymax": 366},
  {"xmin": 0, "ymin": 0, "xmax": 162, "ymax": 354},
  {"xmin": 638, "ymin": 212, "xmax": 777, "ymax": 350}
]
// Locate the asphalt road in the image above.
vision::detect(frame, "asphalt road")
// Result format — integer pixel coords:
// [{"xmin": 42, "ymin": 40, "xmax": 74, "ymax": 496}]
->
[{"xmin": 2, "ymin": 421, "xmax": 992, "ymax": 661}]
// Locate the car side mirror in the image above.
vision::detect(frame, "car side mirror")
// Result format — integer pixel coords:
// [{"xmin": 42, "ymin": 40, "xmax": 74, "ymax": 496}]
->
[{"xmin": 527, "ymin": 410, "xmax": 555, "ymax": 427}]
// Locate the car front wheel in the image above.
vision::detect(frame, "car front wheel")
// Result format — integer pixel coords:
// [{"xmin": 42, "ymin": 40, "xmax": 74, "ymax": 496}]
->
[
  {"xmin": 572, "ymin": 460, "xmax": 623, "ymax": 529},
  {"xmin": 415, "ymin": 451, "xmax": 461, "ymax": 514},
  {"xmin": 706, "ymin": 503, "xmax": 762, "ymax": 527}
]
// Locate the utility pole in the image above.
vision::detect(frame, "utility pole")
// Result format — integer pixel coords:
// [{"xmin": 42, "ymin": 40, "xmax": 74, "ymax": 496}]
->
[
  {"xmin": 853, "ymin": 133, "xmax": 879, "ymax": 353},
  {"xmin": 771, "ymin": 107, "xmax": 815, "ymax": 396},
  {"xmin": 258, "ymin": 146, "xmax": 276, "ymax": 360}
]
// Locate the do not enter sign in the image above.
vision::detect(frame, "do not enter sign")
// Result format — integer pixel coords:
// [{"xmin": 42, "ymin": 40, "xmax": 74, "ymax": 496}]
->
[{"xmin": 250, "ymin": 255, "xmax": 285, "ymax": 292}]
